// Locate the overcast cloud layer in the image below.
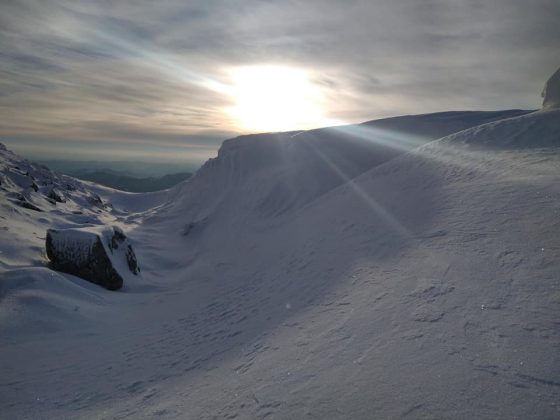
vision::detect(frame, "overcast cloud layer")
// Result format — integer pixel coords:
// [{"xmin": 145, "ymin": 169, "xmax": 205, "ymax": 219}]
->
[{"xmin": 1, "ymin": 0, "xmax": 559, "ymax": 164}]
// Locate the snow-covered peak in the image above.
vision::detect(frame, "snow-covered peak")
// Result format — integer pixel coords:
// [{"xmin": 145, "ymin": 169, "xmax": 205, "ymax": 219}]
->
[
  {"xmin": 166, "ymin": 110, "xmax": 531, "ymax": 224},
  {"xmin": 542, "ymin": 66, "xmax": 560, "ymax": 109}
]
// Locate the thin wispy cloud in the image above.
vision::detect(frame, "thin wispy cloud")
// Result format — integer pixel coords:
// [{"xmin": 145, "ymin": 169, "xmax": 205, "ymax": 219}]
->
[{"xmin": 1, "ymin": 0, "xmax": 558, "ymax": 163}]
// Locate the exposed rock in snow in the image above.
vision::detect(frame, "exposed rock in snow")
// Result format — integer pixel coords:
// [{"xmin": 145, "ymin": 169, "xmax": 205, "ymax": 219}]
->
[
  {"xmin": 0, "ymin": 141, "xmax": 114, "ymax": 216},
  {"xmin": 46, "ymin": 226, "xmax": 140, "ymax": 290},
  {"xmin": 16, "ymin": 195, "xmax": 43, "ymax": 212},
  {"xmin": 542, "ymin": 66, "xmax": 560, "ymax": 109},
  {"xmin": 47, "ymin": 188, "xmax": 66, "ymax": 203}
]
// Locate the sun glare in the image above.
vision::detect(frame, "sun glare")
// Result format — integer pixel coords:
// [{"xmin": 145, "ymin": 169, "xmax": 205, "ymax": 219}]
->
[{"xmin": 227, "ymin": 65, "xmax": 327, "ymax": 132}]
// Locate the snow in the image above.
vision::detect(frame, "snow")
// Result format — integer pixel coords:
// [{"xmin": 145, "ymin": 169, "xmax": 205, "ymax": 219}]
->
[
  {"xmin": 46, "ymin": 225, "xmax": 140, "ymax": 289},
  {"xmin": 47, "ymin": 228, "xmax": 101, "ymax": 266},
  {"xmin": 166, "ymin": 109, "xmax": 532, "ymax": 223},
  {"xmin": 542, "ymin": 66, "xmax": 560, "ymax": 109},
  {"xmin": 0, "ymin": 75, "xmax": 559, "ymax": 418}
]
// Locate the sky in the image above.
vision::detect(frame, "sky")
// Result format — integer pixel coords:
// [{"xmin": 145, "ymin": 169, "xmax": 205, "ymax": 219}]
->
[{"xmin": 1, "ymin": 0, "xmax": 559, "ymax": 167}]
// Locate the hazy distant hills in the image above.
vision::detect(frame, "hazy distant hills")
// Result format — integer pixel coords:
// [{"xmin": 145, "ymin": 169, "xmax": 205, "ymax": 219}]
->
[
  {"xmin": 34, "ymin": 160, "xmax": 193, "ymax": 192},
  {"xmin": 69, "ymin": 169, "xmax": 192, "ymax": 192},
  {"xmin": 40, "ymin": 159, "xmax": 199, "ymax": 178}
]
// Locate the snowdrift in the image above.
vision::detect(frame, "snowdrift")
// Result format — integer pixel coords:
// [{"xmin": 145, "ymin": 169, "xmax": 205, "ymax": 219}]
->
[
  {"xmin": 162, "ymin": 109, "xmax": 531, "ymax": 224},
  {"xmin": 542, "ymin": 66, "xmax": 560, "ymax": 109},
  {"xmin": 135, "ymin": 106, "xmax": 559, "ymax": 420}
]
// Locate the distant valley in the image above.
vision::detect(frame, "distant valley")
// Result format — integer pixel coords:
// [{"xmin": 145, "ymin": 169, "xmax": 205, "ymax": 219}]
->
[{"xmin": 68, "ymin": 169, "xmax": 192, "ymax": 192}]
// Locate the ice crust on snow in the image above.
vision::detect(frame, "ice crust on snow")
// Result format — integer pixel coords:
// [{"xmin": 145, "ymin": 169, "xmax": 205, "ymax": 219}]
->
[
  {"xmin": 542, "ymin": 66, "xmax": 560, "ymax": 109},
  {"xmin": 47, "ymin": 228, "xmax": 100, "ymax": 266}
]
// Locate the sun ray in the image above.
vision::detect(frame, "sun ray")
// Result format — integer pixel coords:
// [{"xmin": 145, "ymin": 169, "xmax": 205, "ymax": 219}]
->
[{"xmin": 300, "ymin": 134, "xmax": 413, "ymax": 238}]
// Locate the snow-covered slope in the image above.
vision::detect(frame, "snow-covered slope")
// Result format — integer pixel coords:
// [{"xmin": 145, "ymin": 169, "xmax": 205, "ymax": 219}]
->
[
  {"xmin": 0, "ymin": 143, "xmax": 115, "ymax": 269},
  {"xmin": 0, "ymin": 145, "xmax": 170, "ymax": 337},
  {"xmin": 0, "ymin": 70, "xmax": 558, "ymax": 419},
  {"xmin": 162, "ymin": 109, "xmax": 530, "ymax": 225},
  {"xmin": 542, "ymin": 66, "xmax": 560, "ymax": 109},
  {"xmin": 121, "ymin": 106, "xmax": 558, "ymax": 420}
]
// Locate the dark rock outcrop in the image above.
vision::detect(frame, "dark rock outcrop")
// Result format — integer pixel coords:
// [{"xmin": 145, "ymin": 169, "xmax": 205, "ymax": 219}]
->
[
  {"xmin": 16, "ymin": 195, "xmax": 43, "ymax": 212},
  {"xmin": 46, "ymin": 226, "xmax": 140, "ymax": 290},
  {"xmin": 88, "ymin": 193, "xmax": 104, "ymax": 207},
  {"xmin": 47, "ymin": 188, "xmax": 66, "ymax": 203}
]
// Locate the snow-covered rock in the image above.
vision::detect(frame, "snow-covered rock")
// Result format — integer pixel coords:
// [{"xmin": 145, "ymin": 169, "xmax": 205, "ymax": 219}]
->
[
  {"xmin": 542, "ymin": 66, "xmax": 560, "ymax": 109},
  {"xmin": 46, "ymin": 226, "xmax": 140, "ymax": 290},
  {"xmin": 0, "ymin": 141, "xmax": 158, "ymax": 284}
]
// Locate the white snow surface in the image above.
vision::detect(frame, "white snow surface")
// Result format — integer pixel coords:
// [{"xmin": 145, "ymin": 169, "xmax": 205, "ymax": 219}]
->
[
  {"xmin": 542, "ymin": 66, "xmax": 560, "ymax": 109},
  {"xmin": 48, "ymin": 228, "xmax": 102, "ymax": 267},
  {"xmin": 1, "ymin": 106, "xmax": 559, "ymax": 419}
]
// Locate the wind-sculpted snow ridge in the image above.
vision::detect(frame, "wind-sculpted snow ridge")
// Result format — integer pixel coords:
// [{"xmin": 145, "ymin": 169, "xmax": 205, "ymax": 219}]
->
[
  {"xmin": 542, "ymin": 66, "xmax": 560, "ymax": 109},
  {"xmin": 434, "ymin": 109, "xmax": 560, "ymax": 150},
  {"xmin": 165, "ymin": 109, "xmax": 531, "ymax": 225}
]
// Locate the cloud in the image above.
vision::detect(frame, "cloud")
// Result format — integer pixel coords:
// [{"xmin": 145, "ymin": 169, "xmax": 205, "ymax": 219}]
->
[{"xmin": 0, "ymin": 0, "xmax": 558, "ymax": 165}]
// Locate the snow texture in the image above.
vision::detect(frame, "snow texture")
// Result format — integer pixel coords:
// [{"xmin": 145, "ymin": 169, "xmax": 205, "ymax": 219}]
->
[
  {"xmin": 542, "ymin": 66, "xmax": 560, "ymax": 109},
  {"xmin": 0, "ymin": 71, "xmax": 559, "ymax": 419},
  {"xmin": 47, "ymin": 228, "xmax": 101, "ymax": 266}
]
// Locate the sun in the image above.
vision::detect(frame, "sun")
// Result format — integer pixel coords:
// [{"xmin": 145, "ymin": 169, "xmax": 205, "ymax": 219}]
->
[{"xmin": 226, "ymin": 65, "xmax": 327, "ymax": 132}]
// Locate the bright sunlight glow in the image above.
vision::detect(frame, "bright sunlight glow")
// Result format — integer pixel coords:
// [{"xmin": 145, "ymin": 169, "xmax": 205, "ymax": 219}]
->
[{"xmin": 227, "ymin": 66, "xmax": 328, "ymax": 132}]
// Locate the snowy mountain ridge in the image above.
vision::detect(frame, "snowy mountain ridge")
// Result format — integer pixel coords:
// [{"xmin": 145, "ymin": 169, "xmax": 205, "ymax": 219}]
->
[
  {"xmin": 542, "ymin": 66, "xmax": 560, "ymax": 109},
  {"xmin": 165, "ymin": 109, "xmax": 532, "ymax": 223}
]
